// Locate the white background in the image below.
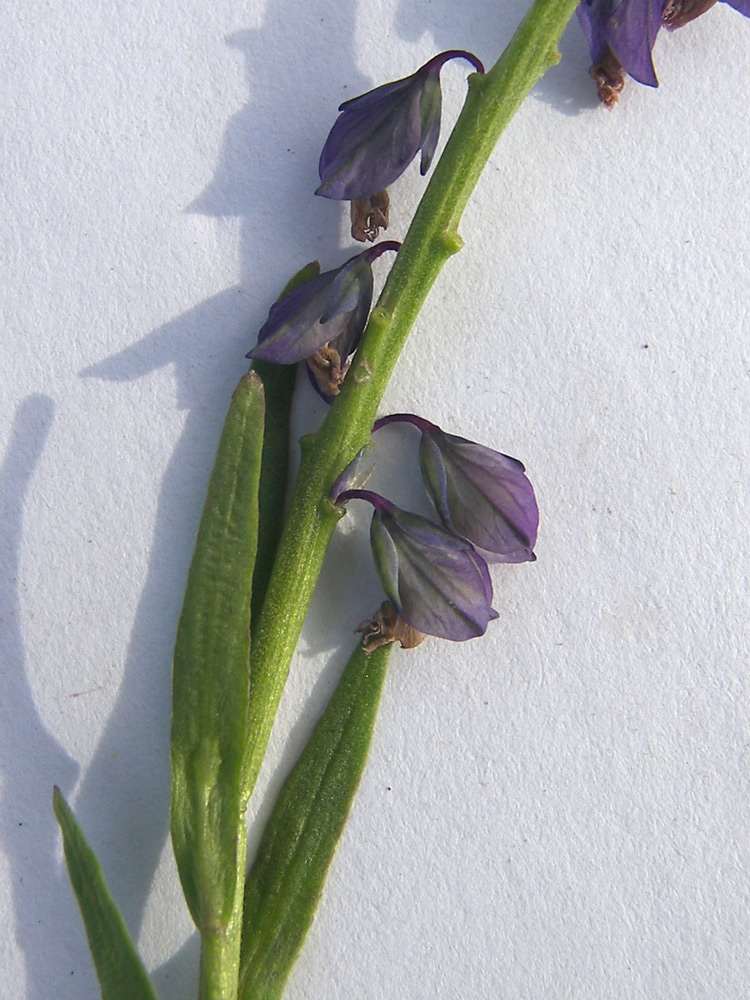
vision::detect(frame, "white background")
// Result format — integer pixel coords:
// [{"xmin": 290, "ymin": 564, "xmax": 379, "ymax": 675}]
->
[{"xmin": 2, "ymin": 1, "xmax": 749, "ymax": 997}]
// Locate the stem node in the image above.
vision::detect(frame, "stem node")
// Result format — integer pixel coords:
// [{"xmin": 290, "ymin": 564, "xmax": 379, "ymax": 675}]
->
[
  {"xmin": 369, "ymin": 306, "xmax": 392, "ymax": 326},
  {"xmin": 441, "ymin": 232, "xmax": 464, "ymax": 255},
  {"xmin": 324, "ymin": 498, "xmax": 347, "ymax": 520}
]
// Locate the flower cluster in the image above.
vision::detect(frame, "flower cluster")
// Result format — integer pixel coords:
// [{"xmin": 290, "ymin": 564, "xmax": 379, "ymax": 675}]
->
[
  {"xmin": 247, "ymin": 50, "xmax": 485, "ymax": 393},
  {"xmin": 578, "ymin": 0, "xmax": 750, "ymax": 105},
  {"xmin": 247, "ymin": 50, "xmax": 539, "ymax": 651},
  {"xmin": 334, "ymin": 414, "xmax": 538, "ymax": 650}
]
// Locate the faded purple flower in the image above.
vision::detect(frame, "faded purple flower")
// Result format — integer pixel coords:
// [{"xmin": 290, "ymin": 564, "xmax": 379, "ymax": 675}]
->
[
  {"xmin": 374, "ymin": 414, "xmax": 538, "ymax": 564},
  {"xmin": 316, "ymin": 50, "xmax": 484, "ymax": 238},
  {"xmin": 334, "ymin": 489, "xmax": 496, "ymax": 642},
  {"xmin": 578, "ymin": 0, "xmax": 750, "ymax": 105},
  {"xmin": 247, "ymin": 242, "xmax": 399, "ymax": 396}
]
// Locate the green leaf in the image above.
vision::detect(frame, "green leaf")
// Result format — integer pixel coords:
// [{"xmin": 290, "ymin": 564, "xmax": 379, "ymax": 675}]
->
[
  {"xmin": 248, "ymin": 360, "xmax": 294, "ymax": 625},
  {"xmin": 238, "ymin": 642, "xmax": 391, "ymax": 1000},
  {"xmin": 171, "ymin": 370, "xmax": 265, "ymax": 936},
  {"xmin": 251, "ymin": 261, "xmax": 321, "ymax": 625},
  {"xmin": 53, "ymin": 787, "xmax": 158, "ymax": 1000}
]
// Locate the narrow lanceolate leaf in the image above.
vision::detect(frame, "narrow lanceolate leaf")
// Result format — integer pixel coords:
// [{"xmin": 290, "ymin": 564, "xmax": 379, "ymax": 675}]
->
[
  {"xmin": 249, "ymin": 360, "xmax": 295, "ymax": 625},
  {"xmin": 250, "ymin": 260, "xmax": 320, "ymax": 625},
  {"xmin": 53, "ymin": 787, "xmax": 158, "ymax": 1000},
  {"xmin": 238, "ymin": 642, "xmax": 391, "ymax": 1000},
  {"xmin": 171, "ymin": 370, "xmax": 264, "ymax": 939}
]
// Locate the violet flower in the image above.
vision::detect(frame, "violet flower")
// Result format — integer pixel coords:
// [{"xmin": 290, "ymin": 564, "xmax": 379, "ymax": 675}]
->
[
  {"xmin": 334, "ymin": 489, "xmax": 496, "ymax": 642},
  {"xmin": 577, "ymin": 0, "xmax": 664, "ymax": 105},
  {"xmin": 374, "ymin": 414, "xmax": 538, "ymax": 563},
  {"xmin": 247, "ymin": 242, "xmax": 399, "ymax": 397},
  {"xmin": 316, "ymin": 50, "xmax": 484, "ymax": 241},
  {"xmin": 578, "ymin": 0, "xmax": 750, "ymax": 105}
]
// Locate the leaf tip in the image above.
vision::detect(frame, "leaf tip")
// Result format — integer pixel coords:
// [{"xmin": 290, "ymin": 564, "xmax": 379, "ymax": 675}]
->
[
  {"xmin": 52, "ymin": 784, "xmax": 66, "ymax": 816},
  {"xmin": 243, "ymin": 368, "xmax": 265, "ymax": 390}
]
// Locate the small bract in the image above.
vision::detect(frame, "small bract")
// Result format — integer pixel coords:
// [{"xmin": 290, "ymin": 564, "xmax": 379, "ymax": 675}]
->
[{"xmin": 335, "ymin": 489, "xmax": 496, "ymax": 642}]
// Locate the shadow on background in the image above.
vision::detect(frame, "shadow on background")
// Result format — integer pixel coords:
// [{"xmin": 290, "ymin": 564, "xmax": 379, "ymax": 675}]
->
[
  {"xmin": 393, "ymin": 0, "xmax": 595, "ymax": 115},
  {"xmin": 72, "ymin": 1, "xmax": 368, "ymax": 997},
  {"xmin": 0, "ymin": 395, "xmax": 81, "ymax": 1000}
]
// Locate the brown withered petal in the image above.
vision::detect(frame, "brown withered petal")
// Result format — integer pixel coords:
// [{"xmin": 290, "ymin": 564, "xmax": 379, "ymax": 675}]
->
[
  {"xmin": 306, "ymin": 345, "xmax": 349, "ymax": 398},
  {"xmin": 591, "ymin": 47, "xmax": 626, "ymax": 107},
  {"xmin": 350, "ymin": 190, "xmax": 390, "ymax": 243},
  {"xmin": 355, "ymin": 601, "xmax": 426, "ymax": 654}
]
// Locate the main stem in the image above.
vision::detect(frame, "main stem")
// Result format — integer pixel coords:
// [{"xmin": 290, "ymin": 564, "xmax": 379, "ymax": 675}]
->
[
  {"xmin": 242, "ymin": 0, "xmax": 579, "ymax": 802},
  {"xmin": 199, "ymin": 889, "xmax": 244, "ymax": 1000}
]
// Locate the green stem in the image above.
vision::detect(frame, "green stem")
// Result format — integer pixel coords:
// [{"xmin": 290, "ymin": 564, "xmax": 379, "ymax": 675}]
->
[
  {"xmin": 243, "ymin": 0, "xmax": 579, "ymax": 801},
  {"xmin": 199, "ymin": 912, "xmax": 244, "ymax": 1000}
]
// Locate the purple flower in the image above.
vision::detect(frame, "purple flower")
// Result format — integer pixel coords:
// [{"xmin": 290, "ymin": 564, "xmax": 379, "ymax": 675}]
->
[
  {"xmin": 246, "ymin": 242, "xmax": 399, "ymax": 396},
  {"xmin": 577, "ymin": 0, "xmax": 664, "ymax": 104},
  {"xmin": 374, "ymin": 414, "xmax": 538, "ymax": 564},
  {"xmin": 334, "ymin": 489, "xmax": 496, "ymax": 642},
  {"xmin": 578, "ymin": 0, "xmax": 750, "ymax": 105},
  {"xmin": 315, "ymin": 50, "xmax": 484, "ymax": 235}
]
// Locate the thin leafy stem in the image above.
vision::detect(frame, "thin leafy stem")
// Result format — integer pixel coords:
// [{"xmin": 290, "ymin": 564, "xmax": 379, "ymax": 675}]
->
[{"xmin": 240, "ymin": 0, "xmax": 580, "ymax": 806}]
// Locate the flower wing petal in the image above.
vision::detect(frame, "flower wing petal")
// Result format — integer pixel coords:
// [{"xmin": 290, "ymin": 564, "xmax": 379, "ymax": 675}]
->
[
  {"xmin": 248, "ymin": 267, "xmax": 351, "ymax": 364},
  {"xmin": 605, "ymin": 0, "xmax": 663, "ymax": 86},
  {"xmin": 420, "ymin": 430, "xmax": 538, "ymax": 563},
  {"xmin": 320, "ymin": 257, "xmax": 373, "ymax": 325},
  {"xmin": 418, "ymin": 72, "xmax": 442, "ymax": 175},
  {"xmin": 371, "ymin": 506, "xmax": 494, "ymax": 641},
  {"xmin": 577, "ymin": 0, "xmax": 613, "ymax": 63},
  {"xmin": 317, "ymin": 76, "xmax": 425, "ymax": 200}
]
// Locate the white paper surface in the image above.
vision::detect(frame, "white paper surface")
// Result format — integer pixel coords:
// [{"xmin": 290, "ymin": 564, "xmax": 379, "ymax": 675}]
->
[{"xmin": 2, "ymin": 1, "xmax": 749, "ymax": 997}]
